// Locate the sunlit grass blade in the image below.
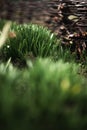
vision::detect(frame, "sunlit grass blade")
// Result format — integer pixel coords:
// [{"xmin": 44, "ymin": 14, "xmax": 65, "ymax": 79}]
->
[{"xmin": 0, "ymin": 22, "xmax": 11, "ymax": 48}]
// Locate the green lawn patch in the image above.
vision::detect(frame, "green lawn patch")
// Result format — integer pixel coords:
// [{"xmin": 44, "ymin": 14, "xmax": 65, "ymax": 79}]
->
[{"xmin": 0, "ymin": 58, "xmax": 86, "ymax": 130}]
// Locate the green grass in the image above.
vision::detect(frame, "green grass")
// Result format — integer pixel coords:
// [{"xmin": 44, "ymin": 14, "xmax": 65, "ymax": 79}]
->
[
  {"xmin": 0, "ymin": 20, "xmax": 78, "ymax": 66},
  {"xmin": 0, "ymin": 21, "xmax": 60, "ymax": 63},
  {"xmin": 0, "ymin": 58, "xmax": 86, "ymax": 130}
]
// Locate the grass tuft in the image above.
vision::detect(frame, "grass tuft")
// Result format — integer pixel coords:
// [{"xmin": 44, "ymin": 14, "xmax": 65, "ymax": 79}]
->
[{"xmin": 0, "ymin": 21, "xmax": 60, "ymax": 63}]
